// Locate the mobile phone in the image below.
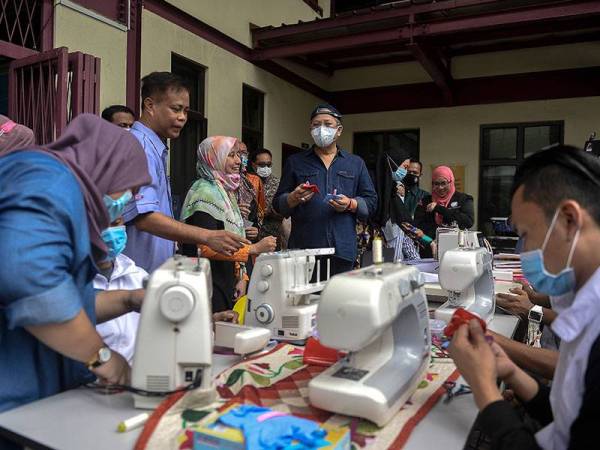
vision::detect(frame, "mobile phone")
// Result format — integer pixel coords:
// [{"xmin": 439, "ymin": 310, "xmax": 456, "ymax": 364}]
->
[{"xmin": 324, "ymin": 193, "xmax": 343, "ymax": 202}]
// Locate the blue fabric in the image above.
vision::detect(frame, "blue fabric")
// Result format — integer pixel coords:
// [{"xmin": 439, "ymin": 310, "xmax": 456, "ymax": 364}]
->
[
  {"xmin": 218, "ymin": 405, "xmax": 329, "ymax": 450},
  {"xmin": 122, "ymin": 121, "xmax": 175, "ymax": 273},
  {"xmin": 103, "ymin": 190, "xmax": 132, "ymax": 222},
  {"xmin": 0, "ymin": 151, "xmax": 96, "ymax": 413},
  {"xmin": 274, "ymin": 146, "xmax": 377, "ymax": 262}
]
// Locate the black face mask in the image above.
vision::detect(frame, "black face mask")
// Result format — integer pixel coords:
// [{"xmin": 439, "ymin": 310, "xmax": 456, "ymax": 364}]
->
[{"xmin": 403, "ymin": 173, "xmax": 419, "ymax": 186}]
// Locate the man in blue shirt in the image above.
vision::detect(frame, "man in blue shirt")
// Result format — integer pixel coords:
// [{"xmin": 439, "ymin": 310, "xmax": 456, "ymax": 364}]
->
[
  {"xmin": 274, "ymin": 104, "xmax": 377, "ymax": 275},
  {"xmin": 123, "ymin": 72, "xmax": 247, "ymax": 273}
]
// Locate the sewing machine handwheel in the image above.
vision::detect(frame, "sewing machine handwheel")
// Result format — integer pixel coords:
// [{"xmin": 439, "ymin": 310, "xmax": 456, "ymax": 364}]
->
[
  {"xmin": 160, "ymin": 286, "xmax": 195, "ymax": 322},
  {"xmin": 255, "ymin": 304, "xmax": 274, "ymax": 324}
]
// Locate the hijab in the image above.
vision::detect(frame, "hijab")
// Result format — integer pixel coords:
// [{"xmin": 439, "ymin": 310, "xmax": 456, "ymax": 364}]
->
[
  {"xmin": 180, "ymin": 136, "xmax": 245, "ymax": 236},
  {"xmin": 0, "ymin": 115, "xmax": 35, "ymax": 153},
  {"xmin": 373, "ymin": 147, "xmax": 413, "ymax": 227},
  {"xmin": 2, "ymin": 113, "xmax": 151, "ymax": 258},
  {"xmin": 431, "ymin": 165, "xmax": 456, "ymax": 225}
]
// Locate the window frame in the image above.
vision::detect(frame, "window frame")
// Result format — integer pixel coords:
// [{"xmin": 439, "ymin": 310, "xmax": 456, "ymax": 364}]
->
[
  {"xmin": 352, "ymin": 128, "xmax": 420, "ymax": 171},
  {"xmin": 242, "ymin": 84, "xmax": 265, "ymax": 151}
]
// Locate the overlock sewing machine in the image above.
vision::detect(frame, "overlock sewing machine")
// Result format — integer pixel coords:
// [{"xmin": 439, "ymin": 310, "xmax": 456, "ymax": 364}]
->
[
  {"xmin": 434, "ymin": 234, "xmax": 495, "ymax": 324},
  {"xmin": 436, "ymin": 227, "xmax": 481, "ymax": 262},
  {"xmin": 244, "ymin": 248, "xmax": 335, "ymax": 342},
  {"xmin": 308, "ymin": 263, "xmax": 431, "ymax": 426},
  {"xmin": 131, "ymin": 256, "xmax": 269, "ymax": 409}
]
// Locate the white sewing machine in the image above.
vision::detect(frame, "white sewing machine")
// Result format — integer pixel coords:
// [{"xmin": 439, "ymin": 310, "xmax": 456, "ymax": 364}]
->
[
  {"xmin": 436, "ymin": 228, "xmax": 480, "ymax": 262},
  {"xmin": 131, "ymin": 256, "xmax": 269, "ymax": 409},
  {"xmin": 434, "ymin": 245, "xmax": 495, "ymax": 324},
  {"xmin": 244, "ymin": 248, "xmax": 335, "ymax": 342},
  {"xmin": 308, "ymin": 263, "xmax": 431, "ymax": 426}
]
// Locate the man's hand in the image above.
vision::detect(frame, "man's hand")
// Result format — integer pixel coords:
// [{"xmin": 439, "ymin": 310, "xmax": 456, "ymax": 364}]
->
[
  {"xmin": 212, "ymin": 310, "xmax": 239, "ymax": 324},
  {"xmin": 127, "ymin": 288, "xmax": 145, "ymax": 313},
  {"xmin": 329, "ymin": 194, "xmax": 351, "ymax": 212},
  {"xmin": 426, "ymin": 202, "xmax": 437, "ymax": 213},
  {"xmin": 496, "ymin": 287, "xmax": 534, "ymax": 319},
  {"xmin": 448, "ymin": 320, "xmax": 503, "ymax": 410},
  {"xmin": 490, "ymin": 341, "xmax": 518, "ymax": 381},
  {"xmin": 396, "ymin": 184, "xmax": 405, "ymax": 197},
  {"xmin": 234, "ymin": 279, "xmax": 248, "ymax": 299},
  {"xmin": 91, "ymin": 350, "xmax": 130, "ymax": 385},
  {"xmin": 205, "ymin": 230, "xmax": 249, "ymax": 255},
  {"xmin": 245, "ymin": 226, "xmax": 258, "ymax": 241},
  {"xmin": 287, "ymin": 184, "xmax": 315, "ymax": 208}
]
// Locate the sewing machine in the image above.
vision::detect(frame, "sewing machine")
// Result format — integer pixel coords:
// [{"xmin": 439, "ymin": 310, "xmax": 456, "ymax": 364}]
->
[
  {"xmin": 436, "ymin": 228, "xmax": 480, "ymax": 262},
  {"xmin": 434, "ymin": 245, "xmax": 495, "ymax": 324},
  {"xmin": 244, "ymin": 248, "xmax": 335, "ymax": 342},
  {"xmin": 308, "ymin": 263, "xmax": 431, "ymax": 426},
  {"xmin": 131, "ymin": 256, "xmax": 269, "ymax": 409}
]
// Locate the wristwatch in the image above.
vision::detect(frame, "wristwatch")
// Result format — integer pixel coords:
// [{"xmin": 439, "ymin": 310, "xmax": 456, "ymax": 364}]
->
[
  {"xmin": 87, "ymin": 346, "xmax": 112, "ymax": 370},
  {"xmin": 528, "ymin": 305, "xmax": 543, "ymax": 323}
]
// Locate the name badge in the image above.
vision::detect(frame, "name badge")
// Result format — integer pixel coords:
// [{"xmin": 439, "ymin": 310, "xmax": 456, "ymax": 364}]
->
[{"xmin": 450, "ymin": 201, "xmax": 458, "ymax": 207}]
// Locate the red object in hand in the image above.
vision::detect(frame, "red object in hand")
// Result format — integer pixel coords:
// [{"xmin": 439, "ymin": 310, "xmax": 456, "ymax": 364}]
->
[
  {"xmin": 303, "ymin": 336, "xmax": 342, "ymax": 367},
  {"xmin": 302, "ymin": 182, "xmax": 320, "ymax": 194},
  {"xmin": 444, "ymin": 308, "xmax": 487, "ymax": 338}
]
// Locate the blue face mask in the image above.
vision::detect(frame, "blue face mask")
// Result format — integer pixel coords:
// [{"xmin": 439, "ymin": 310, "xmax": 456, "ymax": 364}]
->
[
  {"xmin": 101, "ymin": 225, "xmax": 127, "ymax": 261},
  {"xmin": 240, "ymin": 155, "xmax": 248, "ymax": 168},
  {"xmin": 387, "ymin": 156, "xmax": 407, "ymax": 182},
  {"xmin": 520, "ymin": 209, "xmax": 580, "ymax": 296},
  {"xmin": 103, "ymin": 190, "xmax": 133, "ymax": 222}
]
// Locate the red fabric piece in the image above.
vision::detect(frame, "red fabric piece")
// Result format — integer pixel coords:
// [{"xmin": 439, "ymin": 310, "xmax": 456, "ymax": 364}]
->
[{"xmin": 444, "ymin": 308, "xmax": 487, "ymax": 338}]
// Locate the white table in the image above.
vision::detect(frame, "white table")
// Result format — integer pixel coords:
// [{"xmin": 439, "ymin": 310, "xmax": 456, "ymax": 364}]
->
[{"xmin": 0, "ymin": 316, "xmax": 519, "ymax": 450}]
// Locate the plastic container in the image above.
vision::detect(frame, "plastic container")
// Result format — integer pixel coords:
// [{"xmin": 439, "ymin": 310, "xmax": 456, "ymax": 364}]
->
[{"xmin": 429, "ymin": 319, "xmax": 446, "ymax": 339}]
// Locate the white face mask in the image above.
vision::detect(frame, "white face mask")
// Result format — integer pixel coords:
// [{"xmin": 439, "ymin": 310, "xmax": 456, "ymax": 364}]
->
[
  {"xmin": 311, "ymin": 125, "xmax": 339, "ymax": 148},
  {"xmin": 256, "ymin": 166, "xmax": 272, "ymax": 178}
]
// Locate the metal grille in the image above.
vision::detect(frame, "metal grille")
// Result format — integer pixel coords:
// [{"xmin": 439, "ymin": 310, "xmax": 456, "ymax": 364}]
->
[
  {"xmin": 9, "ymin": 47, "xmax": 101, "ymax": 144},
  {"xmin": 146, "ymin": 375, "xmax": 170, "ymax": 391},
  {"xmin": 0, "ymin": 0, "xmax": 42, "ymax": 50},
  {"xmin": 282, "ymin": 315, "xmax": 300, "ymax": 329}
]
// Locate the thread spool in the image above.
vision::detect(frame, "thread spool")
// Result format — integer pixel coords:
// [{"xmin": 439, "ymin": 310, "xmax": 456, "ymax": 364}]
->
[{"xmin": 373, "ymin": 237, "xmax": 383, "ymax": 265}]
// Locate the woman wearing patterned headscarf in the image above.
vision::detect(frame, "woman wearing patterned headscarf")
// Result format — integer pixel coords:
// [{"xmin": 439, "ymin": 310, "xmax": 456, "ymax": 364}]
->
[
  {"xmin": 0, "ymin": 114, "xmax": 151, "ymax": 417},
  {"xmin": 181, "ymin": 136, "xmax": 276, "ymax": 312},
  {"xmin": 414, "ymin": 165, "xmax": 474, "ymax": 257}
]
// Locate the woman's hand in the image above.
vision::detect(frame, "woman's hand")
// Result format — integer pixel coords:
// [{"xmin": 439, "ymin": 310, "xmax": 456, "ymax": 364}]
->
[
  {"xmin": 239, "ymin": 203, "xmax": 251, "ymax": 219},
  {"xmin": 496, "ymin": 288, "xmax": 534, "ymax": 319},
  {"xmin": 245, "ymin": 226, "xmax": 258, "ymax": 241},
  {"xmin": 233, "ymin": 279, "xmax": 248, "ymax": 299},
  {"xmin": 250, "ymin": 236, "xmax": 277, "ymax": 255},
  {"xmin": 287, "ymin": 184, "xmax": 315, "ymax": 208},
  {"xmin": 448, "ymin": 320, "xmax": 503, "ymax": 410},
  {"xmin": 91, "ymin": 350, "xmax": 130, "ymax": 385},
  {"xmin": 426, "ymin": 202, "xmax": 437, "ymax": 213},
  {"xmin": 212, "ymin": 310, "xmax": 239, "ymax": 324}
]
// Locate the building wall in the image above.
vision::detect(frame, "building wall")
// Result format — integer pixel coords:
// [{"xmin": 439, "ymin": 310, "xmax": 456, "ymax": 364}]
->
[
  {"xmin": 53, "ymin": 3, "xmax": 128, "ymax": 110},
  {"xmin": 337, "ymin": 96, "xmax": 600, "ymax": 225},
  {"xmin": 165, "ymin": 0, "xmax": 330, "ymax": 47},
  {"xmin": 141, "ymin": 9, "xmax": 324, "ymax": 176}
]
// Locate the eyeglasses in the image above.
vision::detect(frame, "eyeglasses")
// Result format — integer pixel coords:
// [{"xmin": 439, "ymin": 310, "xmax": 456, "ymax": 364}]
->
[
  {"xmin": 433, "ymin": 181, "xmax": 450, "ymax": 187},
  {"xmin": 256, "ymin": 162, "xmax": 272, "ymax": 168}
]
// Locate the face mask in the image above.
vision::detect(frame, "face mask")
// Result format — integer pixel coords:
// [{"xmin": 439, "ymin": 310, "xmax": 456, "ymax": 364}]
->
[
  {"xmin": 101, "ymin": 225, "xmax": 127, "ymax": 260},
  {"xmin": 387, "ymin": 156, "xmax": 407, "ymax": 182},
  {"xmin": 520, "ymin": 209, "xmax": 580, "ymax": 296},
  {"xmin": 240, "ymin": 155, "xmax": 248, "ymax": 168},
  {"xmin": 311, "ymin": 125, "xmax": 338, "ymax": 148},
  {"xmin": 403, "ymin": 173, "xmax": 419, "ymax": 186},
  {"xmin": 256, "ymin": 166, "xmax": 272, "ymax": 178},
  {"xmin": 103, "ymin": 190, "xmax": 132, "ymax": 222}
]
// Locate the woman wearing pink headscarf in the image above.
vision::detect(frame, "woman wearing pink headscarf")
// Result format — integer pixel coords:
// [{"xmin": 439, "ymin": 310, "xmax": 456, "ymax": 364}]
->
[
  {"xmin": 0, "ymin": 115, "xmax": 35, "ymax": 153},
  {"xmin": 414, "ymin": 165, "xmax": 474, "ymax": 257},
  {"xmin": 180, "ymin": 136, "xmax": 276, "ymax": 312}
]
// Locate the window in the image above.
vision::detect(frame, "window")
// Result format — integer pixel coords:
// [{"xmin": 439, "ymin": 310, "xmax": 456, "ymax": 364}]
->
[
  {"xmin": 332, "ymin": 0, "xmax": 393, "ymax": 14},
  {"xmin": 353, "ymin": 129, "xmax": 420, "ymax": 179},
  {"xmin": 478, "ymin": 121, "xmax": 563, "ymax": 249},
  {"xmin": 242, "ymin": 85, "xmax": 264, "ymax": 153},
  {"xmin": 170, "ymin": 54, "xmax": 207, "ymax": 219}
]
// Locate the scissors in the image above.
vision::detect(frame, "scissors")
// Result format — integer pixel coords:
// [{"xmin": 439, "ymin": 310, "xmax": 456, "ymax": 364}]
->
[{"xmin": 443, "ymin": 381, "xmax": 472, "ymax": 403}]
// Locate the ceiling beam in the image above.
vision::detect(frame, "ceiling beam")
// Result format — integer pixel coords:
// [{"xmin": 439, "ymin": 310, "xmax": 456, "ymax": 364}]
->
[
  {"xmin": 407, "ymin": 43, "xmax": 453, "ymax": 104},
  {"xmin": 252, "ymin": 0, "xmax": 504, "ymax": 45},
  {"xmin": 252, "ymin": 1, "xmax": 600, "ymax": 60}
]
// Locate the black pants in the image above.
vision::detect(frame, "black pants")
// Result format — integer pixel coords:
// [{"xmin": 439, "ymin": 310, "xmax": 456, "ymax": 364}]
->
[{"xmin": 311, "ymin": 255, "xmax": 354, "ymax": 282}]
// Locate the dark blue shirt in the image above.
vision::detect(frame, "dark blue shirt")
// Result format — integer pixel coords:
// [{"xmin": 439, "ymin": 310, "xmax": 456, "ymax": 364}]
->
[
  {"xmin": 0, "ymin": 151, "xmax": 96, "ymax": 413},
  {"xmin": 274, "ymin": 146, "xmax": 377, "ymax": 262}
]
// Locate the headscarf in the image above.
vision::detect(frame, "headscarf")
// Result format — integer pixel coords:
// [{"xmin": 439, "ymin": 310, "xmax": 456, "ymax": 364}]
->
[
  {"xmin": 431, "ymin": 165, "xmax": 457, "ymax": 225},
  {"xmin": 180, "ymin": 136, "xmax": 245, "ymax": 236},
  {"xmin": 0, "ymin": 115, "xmax": 35, "ymax": 153},
  {"xmin": 373, "ymin": 147, "xmax": 413, "ymax": 227},
  {"xmin": 2, "ymin": 113, "xmax": 151, "ymax": 257}
]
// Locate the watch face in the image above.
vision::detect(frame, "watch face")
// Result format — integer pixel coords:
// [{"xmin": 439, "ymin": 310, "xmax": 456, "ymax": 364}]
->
[{"xmin": 98, "ymin": 347, "xmax": 112, "ymax": 363}]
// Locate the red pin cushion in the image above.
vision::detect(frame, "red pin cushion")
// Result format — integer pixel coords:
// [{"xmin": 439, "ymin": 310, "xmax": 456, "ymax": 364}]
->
[
  {"xmin": 443, "ymin": 308, "xmax": 487, "ymax": 338},
  {"xmin": 301, "ymin": 182, "xmax": 320, "ymax": 194}
]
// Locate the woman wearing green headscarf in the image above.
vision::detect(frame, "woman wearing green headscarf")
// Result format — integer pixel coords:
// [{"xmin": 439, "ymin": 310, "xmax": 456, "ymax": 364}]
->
[{"xmin": 181, "ymin": 136, "xmax": 276, "ymax": 312}]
